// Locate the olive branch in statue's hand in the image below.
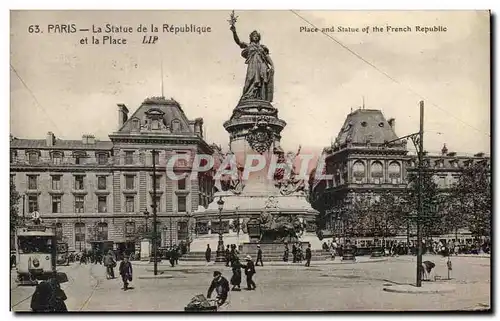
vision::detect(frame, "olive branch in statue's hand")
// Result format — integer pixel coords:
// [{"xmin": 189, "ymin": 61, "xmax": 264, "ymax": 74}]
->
[{"xmin": 228, "ymin": 10, "xmax": 238, "ymax": 29}]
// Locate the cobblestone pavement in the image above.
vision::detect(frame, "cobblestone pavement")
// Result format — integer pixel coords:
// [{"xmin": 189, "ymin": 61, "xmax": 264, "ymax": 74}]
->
[{"xmin": 11, "ymin": 255, "xmax": 490, "ymax": 312}]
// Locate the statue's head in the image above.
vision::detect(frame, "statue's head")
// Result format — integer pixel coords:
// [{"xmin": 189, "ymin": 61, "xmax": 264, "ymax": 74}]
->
[{"xmin": 249, "ymin": 30, "xmax": 261, "ymax": 43}]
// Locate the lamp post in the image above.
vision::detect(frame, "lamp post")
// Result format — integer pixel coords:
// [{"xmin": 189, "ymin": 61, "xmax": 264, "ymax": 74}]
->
[
  {"xmin": 151, "ymin": 150, "xmax": 158, "ymax": 276},
  {"xmin": 381, "ymin": 100, "xmax": 424, "ymax": 287},
  {"xmin": 215, "ymin": 196, "xmax": 225, "ymax": 263}
]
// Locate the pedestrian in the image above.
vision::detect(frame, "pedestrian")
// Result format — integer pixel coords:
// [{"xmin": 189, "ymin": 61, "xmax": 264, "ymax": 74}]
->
[
  {"xmin": 30, "ymin": 281, "xmax": 52, "ymax": 312},
  {"xmin": 292, "ymin": 243, "xmax": 297, "ymax": 263},
  {"xmin": 255, "ymin": 245, "xmax": 263, "ymax": 266},
  {"xmin": 104, "ymin": 250, "xmax": 116, "ymax": 279},
  {"xmin": 205, "ymin": 244, "xmax": 212, "ymax": 263},
  {"xmin": 174, "ymin": 244, "xmax": 180, "ymax": 265},
  {"xmin": 305, "ymin": 244, "xmax": 312, "ymax": 267},
  {"xmin": 225, "ymin": 245, "xmax": 231, "ymax": 267},
  {"xmin": 283, "ymin": 244, "xmax": 289, "ymax": 262},
  {"xmin": 48, "ymin": 277, "xmax": 67, "ymax": 312},
  {"xmin": 169, "ymin": 247, "xmax": 176, "ymax": 267},
  {"xmin": 230, "ymin": 256, "xmax": 243, "ymax": 291},
  {"xmin": 207, "ymin": 271, "xmax": 230, "ymax": 306},
  {"xmin": 297, "ymin": 245, "xmax": 303, "ymax": 263},
  {"xmin": 119, "ymin": 256, "xmax": 133, "ymax": 291},
  {"xmin": 10, "ymin": 253, "xmax": 15, "ymax": 269},
  {"xmin": 244, "ymin": 255, "xmax": 256, "ymax": 290}
]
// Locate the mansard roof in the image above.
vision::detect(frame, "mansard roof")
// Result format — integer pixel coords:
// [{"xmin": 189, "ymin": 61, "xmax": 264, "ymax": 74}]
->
[
  {"xmin": 334, "ymin": 109, "xmax": 398, "ymax": 146},
  {"xmin": 10, "ymin": 138, "xmax": 112, "ymax": 150},
  {"xmin": 115, "ymin": 96, "xmax": 202, "ymax": 136}
]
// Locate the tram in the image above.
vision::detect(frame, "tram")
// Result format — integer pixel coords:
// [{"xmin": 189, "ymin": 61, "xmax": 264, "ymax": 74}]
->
[{"xmin": 15, "ymin": 221, "xmax": 57, "ymax": 284}]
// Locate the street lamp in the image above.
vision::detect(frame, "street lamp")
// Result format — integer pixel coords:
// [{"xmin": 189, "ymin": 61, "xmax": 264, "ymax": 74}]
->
[{"xmin": 215, "ymin": 196, "xmax": 225, "ymax": 263}]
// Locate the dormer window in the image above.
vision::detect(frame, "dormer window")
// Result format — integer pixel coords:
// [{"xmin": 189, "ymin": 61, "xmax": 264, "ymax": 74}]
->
[
  {"xmin": 145, "ymin": 108, "xmax": 166, "ymax": 131},
  {"xmin": 172, "ymin": 119, "xmax": 182, "ymax": 132},
  {"xmin": 97, "ymin": 153, "xmax": 108, "ymax": 165},
  {"xmin": 27, "ymin": 150, "xmax": 40, "ymax": 165},
  {"xmin": 10, "ymin": 150, "xmax": 17, "ymax": 163},
  {"xmin": 73, "ymin": 152, "xmax": 87, "ymax": 165},
  {"xmin": 132, "ymin": 119, "xmax": 140, "ymax": 131},
  {"xmin": 51, "ymin": 151, "xmax": 63, "ymax": 165}
]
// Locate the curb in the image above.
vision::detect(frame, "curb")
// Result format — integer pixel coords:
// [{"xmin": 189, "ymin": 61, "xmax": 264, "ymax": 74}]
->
[
  {"xmin": 455, "ymin": 255, "xmax": 490, "ymax": 259},
  {"xmin": 138, "ymin": 274, "xmax": 175, "ymax": 279},
  {"xmin": 383, "ymin": 285, "xmax": 456, "ymax": 294}
]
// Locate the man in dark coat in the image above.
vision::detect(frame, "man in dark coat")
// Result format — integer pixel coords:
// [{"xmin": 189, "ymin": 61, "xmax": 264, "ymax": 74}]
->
[
  {"xmin": 119, "ymin": 256, "xmax": 133, "ymax": 291},
  {"xmin": 292, "ymin": 244, "xmax": 297, "ymax": 263},
  {"xmin": 225, "ymin": 245, "xmax": 231, "ymax": 267},
  {"xmin": 30, "ymin": 281, "xmax": 52, "ymax": 312},
  {"xmin": 48, "ymin": 278, "xmax": 67, "ymax": 312},
  {"xmin": 255, "ymin": 245, "xmax": 263, "ymax": 266},
  {"xmin": 205, "ymin": 244, "xmax": 212, "ymax": 263},
  {"xmin": 244, "ymin": 255, "xmax": 256, "ymax": 290},
  {"xmin": 174, "ymin": 244, "xmax": 180, "ymax": 265},
  {"xmin": 207, "ymin": 271, "xmax": 230, "ymax": 306},
  {"xmin": 305, "ymin": 244, "xmax": 312, "ymax": 267}
]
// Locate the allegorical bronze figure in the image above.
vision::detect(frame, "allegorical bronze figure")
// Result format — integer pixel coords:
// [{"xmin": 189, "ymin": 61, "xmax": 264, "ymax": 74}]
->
[{"xmin": 228, "ymin": 11, "xmax": 274, "ymax": 102}]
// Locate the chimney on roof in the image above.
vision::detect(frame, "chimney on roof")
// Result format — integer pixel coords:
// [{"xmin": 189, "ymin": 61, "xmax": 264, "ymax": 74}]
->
[
  {"xmin": 388, "ymin": 118, "xmax": 396, "ymax": 133},
  {"xmin": 46, "ymin": 132, "xmax": 55, "ymax": 147},
  {"xmin": 83, "ymin": 135, "xmax": 95, "ymax": 144},
  {"xmin": 117, "ymin": 104, "xmax": 129, "ymax": 129},
  {"xmin": 194, "ymin": 118, "xmax": 204, "ymax": 138}
]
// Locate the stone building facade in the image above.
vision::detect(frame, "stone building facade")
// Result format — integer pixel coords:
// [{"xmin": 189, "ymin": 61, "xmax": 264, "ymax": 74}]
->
[
  {"xmin": 10, "ymin": 96, "xmax": 215, "ymax": 252},
  {"xmin": 310, "ymin": 108, "xmax": 490, "ymax": 241}
]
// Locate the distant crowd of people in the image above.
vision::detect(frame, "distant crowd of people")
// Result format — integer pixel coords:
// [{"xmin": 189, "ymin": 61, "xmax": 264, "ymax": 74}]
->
[{"xmin": 320, "ymin": 238, "xmax": 491, "ymax": 257}]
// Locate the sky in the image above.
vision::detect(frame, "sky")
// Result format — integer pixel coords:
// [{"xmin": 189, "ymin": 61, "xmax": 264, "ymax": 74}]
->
[{"xmin": 10, "ymin": 10, "xmax": 490, "ymax": 156}]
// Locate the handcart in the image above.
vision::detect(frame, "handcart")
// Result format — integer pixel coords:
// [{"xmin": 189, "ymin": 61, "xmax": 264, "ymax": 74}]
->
[{"xmin": 184, "ymin": 294, "xmax": 218, "ymax": 312}]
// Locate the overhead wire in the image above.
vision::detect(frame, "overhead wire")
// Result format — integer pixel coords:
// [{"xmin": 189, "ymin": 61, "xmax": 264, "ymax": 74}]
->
[{"xmin": 289, "ymin": 10, "xmax": 490, "ymax": 138}]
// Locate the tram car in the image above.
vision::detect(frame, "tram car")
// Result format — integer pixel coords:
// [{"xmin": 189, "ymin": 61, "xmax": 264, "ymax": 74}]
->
[{"xmin": 15, "ymin": 223, "xmax": 57, "ymax": 284}]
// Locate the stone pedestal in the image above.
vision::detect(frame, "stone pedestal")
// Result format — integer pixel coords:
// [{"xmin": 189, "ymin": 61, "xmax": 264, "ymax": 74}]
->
[
  {"xmin": 191, "ymin": 98, "xmax": 321, "ymax": 252},
  {"xmin": 140, "ymin": 239, "xmax": 151, "ymax": 261}
]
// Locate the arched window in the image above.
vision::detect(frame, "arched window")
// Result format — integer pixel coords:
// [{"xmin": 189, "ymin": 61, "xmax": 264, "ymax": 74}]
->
[
  {"xmin": 55, "ymin": 223, "xmax": 63, "ymax": 240},
  {"xmin": 371, "ymin": 162, "xmax": 384, "ymax": 184},
  {"xmin": 388, "ymin": 162, "xmax": 401, "ymax": 184},
  {"xmin": 97, "ymin": 222, "xmax": 108, "ymax": 241},
  {"xmin": 75, "ymin": 222, "xmax": 86, "ymax": 251},
  {"xmin": 352, "ymin": 161, "xmax": 365, "ymax": 184}
]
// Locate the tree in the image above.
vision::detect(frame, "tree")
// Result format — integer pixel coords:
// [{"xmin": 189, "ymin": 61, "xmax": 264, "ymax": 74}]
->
[
  {"xmin": 10, "ymin": 179, "xmax": 20, "ymax": 233},
  {"xmin": 403, "ymin": 162, "xmax": 446, "ymax": 239},
  {"xmin": 449, "ymin": 161, "xmax": 491, "ymax": 238}
]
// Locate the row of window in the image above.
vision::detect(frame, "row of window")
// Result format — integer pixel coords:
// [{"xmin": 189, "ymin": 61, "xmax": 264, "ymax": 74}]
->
[
  {"xmin": 13, "ymin": 150, "xmax": 190, "ymax": 166},
  {"xmin": 26, "ymin": 194, "xmax": 188, "ymax": 214},
  {"xmin": 12, "ymin": 152, "xmax": 109, "ymax": 166},
  {"xmin": 23, "ymin": 175, "xmax": 187, "ymax": 191}
]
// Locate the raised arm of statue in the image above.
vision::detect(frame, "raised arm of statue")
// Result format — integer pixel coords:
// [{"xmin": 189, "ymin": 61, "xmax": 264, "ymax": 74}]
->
[{"xmin": 230, "ymin": 25, "xmax": 247, "ymax": 49}]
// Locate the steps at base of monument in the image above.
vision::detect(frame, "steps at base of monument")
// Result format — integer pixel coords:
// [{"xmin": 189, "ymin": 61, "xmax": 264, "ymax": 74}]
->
[{"xmin": 180, "ymin": 250, "xmax": 332, "ymax": 262}]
